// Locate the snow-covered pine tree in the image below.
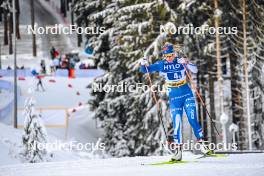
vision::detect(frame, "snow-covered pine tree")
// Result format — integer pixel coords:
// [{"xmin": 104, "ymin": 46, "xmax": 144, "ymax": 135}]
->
[
  {"xmin": 246, "ymin": 0, "xmax": 264, "ymax": 149},
  {"xmin": 74, "ymin": 0, "xmax": 264, "ymax": 154},
  {"xmin": 201, "ymin": 0, "xmax": 233, "ymax": 144},
  {"xmin": 22, "ymin": 98, "xmax": 50, "ymax": 163},
  {"xmin": 224, "ymin": 0, "xmax": 257, "ymax": 149},
  {"xmin": 74, "ymin": 0, "xmax": 180, "ymax": 157},
  {"xmin": 0, "ymin": 0, "xmax": 11, "ymax": 46},
  {"xmin": 166, "ymin": 0, "xmax": 219, "ymax": 142},
  {"xmin": 73, "ymin": 0, "xmax": 107, "ymax": 50}
]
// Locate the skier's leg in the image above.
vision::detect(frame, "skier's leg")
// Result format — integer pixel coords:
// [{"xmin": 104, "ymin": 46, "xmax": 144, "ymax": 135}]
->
[
  {"xmin": 168, "ymin": 88, "xmax": 184, "ymax": 161},
  {"xmin": 36, "ymin": 81, "xmax": 40, "ymax": 91},
  {"xmin": 183, "ymin": 95, "xmax": 203, "ymax": 140},
  {"xmin": 170, "ymin": 105, "xmax": 184, "ymax": 161},
  {"xmin": 40, "ymin": 80, "xmax": 45, "ymax": 91},
  {"xmin": 170, "ymin": 108, "xmax": 183, "ymax": 144},
  {"xmin": 169, "ymin": 94, "xmax": 184, "ymax": 144},
  {"xmin": 183, "ymin": 94, "xmax": 212, "ymax": 154}
]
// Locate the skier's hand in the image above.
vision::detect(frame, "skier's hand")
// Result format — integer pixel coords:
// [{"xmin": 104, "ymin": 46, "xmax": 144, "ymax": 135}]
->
[
  {"xmin": 139, "ymin": 57, "xmax": 148, "ymax": 65},
  {"xmin": 177, "ymin": 57, "xmax": 187, "ymax": 64}
]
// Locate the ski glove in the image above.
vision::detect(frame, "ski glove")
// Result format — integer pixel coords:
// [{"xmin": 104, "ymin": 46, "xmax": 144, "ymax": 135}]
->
[
  {"xmin": 177, "ymin": 57, "xmax": 198, "ymax": 73},
  {"xmin": 139, "ymin": 58, "xmax": 148, "ymax": 65},
  {"xmin": 177, "ymin": 57, "xmax": 186, "ymax": 64}
]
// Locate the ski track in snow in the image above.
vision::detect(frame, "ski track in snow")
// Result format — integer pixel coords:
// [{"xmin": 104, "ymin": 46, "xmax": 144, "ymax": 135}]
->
[{"xmin": 0, "ymin": 153, "xmax": 263, "ymax": 176}]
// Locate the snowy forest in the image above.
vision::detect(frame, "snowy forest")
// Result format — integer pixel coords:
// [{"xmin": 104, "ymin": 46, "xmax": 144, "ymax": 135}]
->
[
  {"xmin": 71, "ymin": 0, "xmax": 264, "ymax": 157},
  {"xmin": 1, "ymin": 0, "xmax": 264, "ymax": 174},
  {"xmin": 1, "ymin": 0, "xmax": 263, "ymax": 157}
]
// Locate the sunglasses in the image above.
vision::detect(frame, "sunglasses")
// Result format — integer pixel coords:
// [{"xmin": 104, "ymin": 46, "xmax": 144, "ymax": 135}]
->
[{"xmin": 164, "ymin": 53, "xmax": 174, "ymax": 57}]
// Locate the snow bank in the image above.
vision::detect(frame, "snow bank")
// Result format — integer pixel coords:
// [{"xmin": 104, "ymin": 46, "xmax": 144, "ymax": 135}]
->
[
  {"xmin": 0, "ymin": 75, "xmax": 104, "ymax": 166},
  {"xmin": 0, "ymin": 122, "xmax": 91, "ymax": 166},
  {"xmin": 0, "ymin": 153, "xmax": 263, "ymax": 176}
]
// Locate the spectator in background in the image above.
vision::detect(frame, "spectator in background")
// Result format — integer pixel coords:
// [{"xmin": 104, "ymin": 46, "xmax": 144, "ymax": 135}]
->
[
  {"xmin": 50, "ymin": 60, "xmax": 56, "ymax": 73},
  {"xmin": 31, "ymin": 69, "xmax": 45, "ymax": 92},
  {"xmin": 69, "ymin": 58, "xmax": 75, "ymax": 69},
  {"xmin": 54, "ymin": 58, "xmax": 60, "ymax": 70},
  {"xmin": 79, "ymin": 63, "xmax": 86, "ymax": 69},
  {"xmin": 68, "ymin": 58, "xmax": 76, "ymax": 78},
  {"xmin": 50, "ymin": 46, "xmax": 56, "ymax": 60},
  {"xmin": 50, "ymin": 46, "xmax": 59, "ymax": 60},
  {"xmin": 60, "ymin": 55, "xmax": 68, "ymax": 69},
  {"xmin": 54, "ymin": 50, "xmax": 59, "ymax": 58},
  {"xmin": 40, "ymin": 60, "xmax": 46, "ymax": 74}
]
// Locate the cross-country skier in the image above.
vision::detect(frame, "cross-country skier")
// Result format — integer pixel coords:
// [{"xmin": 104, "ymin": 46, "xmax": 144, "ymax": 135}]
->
[
  {"xmin": 139, "ymin": 43, "xmax": 210, "ymax": 161},
  {"xmin": 31, "ymin": 69, "xmax": 45, "ymax": 92}
]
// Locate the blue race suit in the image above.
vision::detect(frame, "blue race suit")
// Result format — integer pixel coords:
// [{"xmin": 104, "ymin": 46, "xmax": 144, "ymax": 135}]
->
[{"xmin": 140, "ymin": 57, "xmax": 203, "ymax": 144}]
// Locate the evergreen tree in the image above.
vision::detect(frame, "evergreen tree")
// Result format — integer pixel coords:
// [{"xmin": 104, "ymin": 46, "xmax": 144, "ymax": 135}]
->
[
  {"xmin": 74, "ymin": 0, "xmax": 264, "ymax": 154},
  {"xmin": 247, "ymin": 0, "xmax": 264, "ymax": 149},
  {"xmin": 0, "ymin": 0, "xmax": 11, "ymax": 46},
  {"xmin": 225, "ymin": 0, "xmax": 257, "ymax": 149},
  {"xmin": 22, "ymin": 98, "xmax": 50, "ymax": 163},
  {"xmin": 167, "ymin": 0, "xmax": 220, "ymax": 142},
  {"xmin": 74, "ymin": 0, "xmax": 180, "ymax": 156}
]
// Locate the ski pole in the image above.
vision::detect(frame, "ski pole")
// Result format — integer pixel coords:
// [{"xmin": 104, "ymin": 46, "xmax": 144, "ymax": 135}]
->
[
  {"xmin": 182, "ymin": 63, "xmax": 220, "ymax": 136},
  {"xmin": 144, "ymin": 65, "xmax": 169, "ymax": 140}
]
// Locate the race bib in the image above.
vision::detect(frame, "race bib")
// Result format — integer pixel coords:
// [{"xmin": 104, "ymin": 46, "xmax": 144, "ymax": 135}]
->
[{"xmin": 167, "ymin": 72, "xmax": 182, "ymax": 80}]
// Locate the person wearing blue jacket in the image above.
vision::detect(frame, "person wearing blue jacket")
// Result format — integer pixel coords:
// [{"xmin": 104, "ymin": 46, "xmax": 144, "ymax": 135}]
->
[
  {"xmin": 140, "ymin": 43, "xmax": 210, "ymax": 161},
  {"xmin": 31, "ymin": 69, "xmax": 45, "ymax": 92}
]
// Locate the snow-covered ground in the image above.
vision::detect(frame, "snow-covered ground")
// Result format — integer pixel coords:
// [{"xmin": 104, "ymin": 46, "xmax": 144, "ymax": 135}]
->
[
  {"xmin": 0, "ymin": 153, "xmax": 263, "ymax": 176},
  {"xmin": 1, "ymin": 76, "xmax": 94, "ymax": 117},
  {"xmin": 0, "ymin": 75, "xmax": 104, "ymax": 166},
  {"xmin": 0, "ymin": 75, "xmax": 103, "ymax": 139},
  {"xmin": 0, "ymin": 122, "xmax": 82, "ymax": 166}
]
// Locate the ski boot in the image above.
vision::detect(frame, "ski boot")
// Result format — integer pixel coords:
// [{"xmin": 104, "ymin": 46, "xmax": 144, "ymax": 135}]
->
[
  {"xmin": 170, "ymin": 144, "xmax": 182, "ymax": 161},
  {"xmin": 197, "ymin": 139, "xmax": 213, "ymax": 156},
  {"xmin": 167, "ymin": 136, "xmax": 182, "ymax": 161}
]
